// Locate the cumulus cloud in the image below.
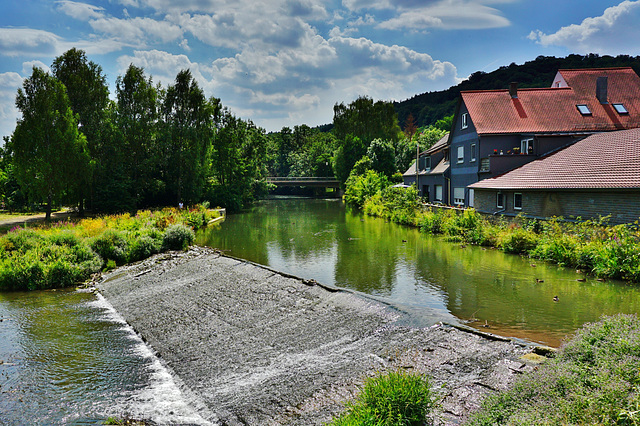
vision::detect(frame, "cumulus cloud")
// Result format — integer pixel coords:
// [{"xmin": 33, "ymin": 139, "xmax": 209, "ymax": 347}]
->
[
  {"xmin": 341, "ymin": 0, "xmax": 510, "ymax": 30},
  {"xmin": 529, "ymin": 0, "xmax": 640, "ymax": 55},
  {"xmin": 116, "ymin": 49, "xmax": 209, "ymax": 88},
  {"xmin": 0, "ymin": 29, "xmax": 61, "ymax": 57},
  {"xmin": 0, "ymin": 72, "xmax": 25, "ymax": 138},
  {"xmin": 90, "ymin": 16, "xmax": 184, "ymax": 44},
  {"xmin": 22, "ymin": 60, "xmax": 50, "ymax": 75},
  {"xmin": 56, "ymin": 1, "xmax": 105, "ymax": 20}
]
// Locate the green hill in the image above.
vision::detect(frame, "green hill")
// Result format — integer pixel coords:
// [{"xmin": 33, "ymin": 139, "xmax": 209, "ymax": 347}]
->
[{"xmin": 394, "ymin": 54, "xmax": 640, "ymax": 129}]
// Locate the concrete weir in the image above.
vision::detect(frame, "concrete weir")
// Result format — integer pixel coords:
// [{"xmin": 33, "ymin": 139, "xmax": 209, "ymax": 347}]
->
[{"xmin": 97, "ymin": 247, "xmax": 538, "ymax": 425}]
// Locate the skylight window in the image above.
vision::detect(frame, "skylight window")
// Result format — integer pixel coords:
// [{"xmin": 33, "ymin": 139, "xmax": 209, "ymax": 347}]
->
[
  {"xmin": 576, "ymin": 104, "xmax": 591, "ymax": 115},
  {"xmin": 613, "ymin": 103, "xmax": 629, "ymax": 114}
]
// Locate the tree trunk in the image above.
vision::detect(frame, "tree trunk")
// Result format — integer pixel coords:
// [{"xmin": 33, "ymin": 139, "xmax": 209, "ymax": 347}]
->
[{"xmin": 46, "ymin": 193, "xmax": 52, "ymax": 222}]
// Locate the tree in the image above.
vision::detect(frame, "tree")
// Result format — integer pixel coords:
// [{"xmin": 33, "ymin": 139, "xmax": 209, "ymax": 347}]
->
[
  {"xmin": 210, "ymin": 110, "xmax": 267, "ymax": 211},
  {"xmin": 367, "ymin": 139, "xmax": 396, "ymax": 177},
  {"xmin": 114, "ymin": 64, "xmax": 159, "ymax": 208},
  {"xmin": 8, "ymin": 67, "xmax": 89, "ymax": 220},
  {"xmin": 333, "ymin": 96, "xmax": 402, "ymax": 146},
  {"xmin": 51, "ymin": 48, "xmax": 109, "ymax": 212},
  {"xmin": 333, "ymin": 134, "xmax": 366, "ymax": 184},
  {"xmin": 161, "ymin": 69, "xmax": 216, "ymax": 204}
]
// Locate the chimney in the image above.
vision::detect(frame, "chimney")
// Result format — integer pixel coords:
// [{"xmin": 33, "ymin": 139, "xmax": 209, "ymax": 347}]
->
[
  {"xmin": 596, "ymin": 76, "xmax": 608, "ymax": 104},
  {"xmin": 509, "ymin": 82, "xmax": 518, "ymax": 98}
]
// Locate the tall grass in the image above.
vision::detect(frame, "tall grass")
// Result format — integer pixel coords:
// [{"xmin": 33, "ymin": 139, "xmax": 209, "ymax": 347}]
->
[
  {"xmin": 330, "ymin": 370, "xmax": 435, "ymax": 426},
  {"xmin": 467, "ymin": 314, "xmax": 640, "ymax": 425},
  {"xmin": 0, "ymin": 205, "xmax": 219, "ymax": 291}
]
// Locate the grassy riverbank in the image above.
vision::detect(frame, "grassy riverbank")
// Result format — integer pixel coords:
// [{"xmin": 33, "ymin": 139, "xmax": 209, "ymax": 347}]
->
[
  {"xmin": 356, "ymin": 181, "xmax": 640, "ymax": 283},
  {"xmin": 0, "ymin": 205, "xmax": 219, "ymax": 291},
  {"xmin": 468, "ymin": 314, "xmax": 640, "ymax": 425}
]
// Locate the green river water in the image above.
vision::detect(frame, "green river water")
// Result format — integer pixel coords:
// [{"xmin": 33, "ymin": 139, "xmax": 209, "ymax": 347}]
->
[{"xmin": 197, "ymin": 198, "xmax": 640, "ymax": 347}]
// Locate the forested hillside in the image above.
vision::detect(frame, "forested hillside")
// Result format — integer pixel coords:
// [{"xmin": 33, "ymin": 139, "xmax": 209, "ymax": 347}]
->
[{"xmin": 394, "ymin": 54, "xmax": 640, "ymax": 129}]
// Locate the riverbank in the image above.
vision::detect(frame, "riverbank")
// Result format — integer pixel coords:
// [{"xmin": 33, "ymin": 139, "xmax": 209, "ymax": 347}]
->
[
  {"xmin": 357, "ymin": 183, "xmax": 640, "ymax": 283},
  {"xmin": 97, "ymin": 247, "xmax": 543, "ymax": 425}
]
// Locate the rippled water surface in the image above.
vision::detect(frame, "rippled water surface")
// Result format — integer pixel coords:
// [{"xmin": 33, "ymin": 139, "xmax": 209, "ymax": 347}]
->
[
  {"xmin": 197, "ymin": 198, "xmax": 640, "ymax": 346},
  {"xmin": 0, "ymin": 289, "xmax": 208, "ymax": 425}
]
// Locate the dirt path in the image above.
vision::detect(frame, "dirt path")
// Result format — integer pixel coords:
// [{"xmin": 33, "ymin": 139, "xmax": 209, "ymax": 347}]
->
[
  {"xmin": 97, "ymin": 248, "xmax": 544, "ymax": 425},
  {"xmin": 0, "ymin": 210, "xmax": 76, "ymax": 230}
]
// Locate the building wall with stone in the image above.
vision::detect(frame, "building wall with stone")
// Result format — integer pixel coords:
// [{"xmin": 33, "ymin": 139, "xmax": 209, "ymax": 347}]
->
[{"xmin": 474, "ymin": 189, "xmax": 640, "ymax": 225}]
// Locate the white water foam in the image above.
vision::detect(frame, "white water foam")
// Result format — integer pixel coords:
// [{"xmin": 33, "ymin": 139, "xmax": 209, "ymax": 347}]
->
[{"xmin": 88, "ymin": 292, "xmax": 216, "ymax": 425}]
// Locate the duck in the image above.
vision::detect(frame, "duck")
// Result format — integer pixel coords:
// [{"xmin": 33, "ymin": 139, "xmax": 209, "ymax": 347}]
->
[
  {"xmin": 530, "ymin": 263, "xmax": 537, "ymax": 267},
  {"xmin": 553, "ymin": 295, "xmax": 559, "ymax": 302},
  {"xmin": 576, "ymin": 278, "xmax": 586, "ymax": 282},
  {"xmin": 535, "ymin": 278, "xmax": 544, "ymax": 283}
]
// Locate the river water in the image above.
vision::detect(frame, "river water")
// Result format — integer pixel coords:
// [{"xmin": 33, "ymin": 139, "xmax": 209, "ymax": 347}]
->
[
  {"xmin": 196, "ymin": 198, "xmax": 640, "ymax": 347},
  {"xmin": 0, "ymin": 289, "xmax": 209, "ymax": 425},
  {"xmin": 2, "ymin": 198, "xmax": 639, "ymax": 424}
]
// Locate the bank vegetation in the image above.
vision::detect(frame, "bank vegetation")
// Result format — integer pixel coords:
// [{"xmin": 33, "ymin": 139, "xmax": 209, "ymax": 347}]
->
[
  {"xmin": 344, "ymin": 170, "xmax": 640, "ymax": 283},
  {"xmin": 0, "ymin": 205, "xmax": 217, "ymax": 291}
]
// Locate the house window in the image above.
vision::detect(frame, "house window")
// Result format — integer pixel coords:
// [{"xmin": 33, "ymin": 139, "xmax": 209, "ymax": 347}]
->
[
  {"xmin": 434, "ymin": 185, "xmax": 443, "ymax": 202},
  {"xmin": 457, "ymin": 146, "xmax": 464, "ymax": 163},
  {"xmin": 613, "ymin": 103, "xmax": 629, "ymax": 114},
  {"xmin": 479, "ymin": 158, "xmax": 490, "ymax": 172},
  {"xmin": 425, "ymin": 156, "xmax": 431, "ymax": 171},
  {"xmin": 468, "ymin": 189, "xmax": 474, "ymax": 207},
  {"xmin": 470, "ymin": 143, "xmax": 476, "ymax": 162},
  {"xmin": 576, "ymin": 104, "xmax": 591, "ymax": 115},
  {"xmin": 497, "ymin": 192, "xmax": 504, "ymax": 209},
  {"xmin": 514, "ymin": 193, "xmax": 522, "ymax": 210},
  {"xmin": 461, "ymin": 113, "xmax": 468, "ymax": 129},
  {"xmin": 453, "ymin": 187, "xmax": 465, "ymax": 205},
  {"xmin": 521, "ymin": 138, "xmax": 534, "ymax": 154},
  {"xmin": 422, "ymin": 185, "xmax": 429, "ymax": 201}
]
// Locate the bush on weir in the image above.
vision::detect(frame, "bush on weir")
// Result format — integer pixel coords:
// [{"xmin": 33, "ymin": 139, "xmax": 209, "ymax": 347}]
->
[{"xmin": 331, "ymin": 370, "xmax": 435, "ymax": 426}]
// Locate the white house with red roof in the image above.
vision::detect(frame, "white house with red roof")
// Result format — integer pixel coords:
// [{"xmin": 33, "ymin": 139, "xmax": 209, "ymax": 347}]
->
[
  {"xmin": 469, "ymin": 128, "xmax": 640, "ymax": 224},
  {"xmin": 443, "ymin": 67, "xmax": 640, "ymax": 209}
]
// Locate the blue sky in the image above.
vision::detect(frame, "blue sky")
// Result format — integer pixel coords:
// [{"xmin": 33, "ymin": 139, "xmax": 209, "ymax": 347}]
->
[{"xmin": 1, "ymin": 0, "xmax": 639, "ymax": 138}]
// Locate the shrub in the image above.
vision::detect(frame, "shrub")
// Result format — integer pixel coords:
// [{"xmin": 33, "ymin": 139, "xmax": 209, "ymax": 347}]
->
[
  {"xmin": 500, "ymin": 226, "xmax": 539, "ymax": 254},
  {"xmin": 91, "ymin": 229, "xmax": 129, "ymax": 266},
  {"xmin": 128, "ymin": 234, "xmax": 160, "ymax": 262},
  {"xmin": 162, "ymin": 224, "xmax": 195, "ymax": 251},
  {"xmin": 331, "ymin": 370, "xmax": 435, "ymax": 426}
]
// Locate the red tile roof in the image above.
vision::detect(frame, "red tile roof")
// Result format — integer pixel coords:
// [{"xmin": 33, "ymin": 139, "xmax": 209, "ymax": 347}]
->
[
  {"xmin": 469, "ymin": 128, "xmax": 640, "ymax": 190},
  {"xmin": 462, "ymin": 68, "xmax": 640, "ymax": 134}
]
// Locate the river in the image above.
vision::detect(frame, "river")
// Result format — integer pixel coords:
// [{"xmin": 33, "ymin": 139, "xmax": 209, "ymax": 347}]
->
[
  {"xmin": 196, "ymin": 198, "xmax": 640, "ymax": 347},
  {"xmin": 2, "ymin": 197, "xmax": 639, "ymax": 424}
]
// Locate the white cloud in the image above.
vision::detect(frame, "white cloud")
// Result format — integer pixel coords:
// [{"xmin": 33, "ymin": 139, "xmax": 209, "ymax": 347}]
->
[
  {"xmin": 529, "ymin": 0, "xmax": 640, "ymax": 55},
  {"xmin": 90, "ymin": 17, "xmax": 183, "ymax": 44},
  {"xmin": 0, "ymin": 29, "xmax": 61, "ymax": 57},
  {"xmin": 342, "ymin": 0, "xmax": 510, "ymax": 30},
  {"xmin": 0, "ymin": 72, "xmax": 24, "ymax": 138},
  {"xmin": 22, "ymin": 60, "xmax": 50, "ymax": 75},
  {"xmin": 56, "ymin": 1, "xmax": 105, "ymax": 20},
  {"xmin": 116, "ymin": 49, "xmax": 209, "ymax": 89}
]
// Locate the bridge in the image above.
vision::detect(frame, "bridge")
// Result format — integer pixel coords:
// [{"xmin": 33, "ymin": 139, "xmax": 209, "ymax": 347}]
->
[{"xmin": 266, "ymin": 176, "xmax": 340, "ymax": 188}]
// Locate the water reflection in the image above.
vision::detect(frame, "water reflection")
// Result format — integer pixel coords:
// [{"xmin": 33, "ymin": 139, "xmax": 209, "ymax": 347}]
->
[{"xmin": 197, "ymin": 198, "xmax": 640, "ymax": 347}]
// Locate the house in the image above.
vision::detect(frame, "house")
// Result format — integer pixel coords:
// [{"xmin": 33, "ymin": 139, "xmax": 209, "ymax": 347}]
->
[
  {"xmin": 402, "ymin": 133, "xmax": 450, "ymax": 203},
  {"xmin": 447, "ymin": 67, "xmax": 640, "ymax": 207},
  {"xmin": 469, "ymin": 128, "xmax": 640, "ymax": 225}
]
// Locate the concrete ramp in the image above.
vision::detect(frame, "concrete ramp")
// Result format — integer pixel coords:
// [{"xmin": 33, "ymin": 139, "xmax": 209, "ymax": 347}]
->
[{"xmin": 98, "ymin": 247, "xmax": 535, "ymax": 425}]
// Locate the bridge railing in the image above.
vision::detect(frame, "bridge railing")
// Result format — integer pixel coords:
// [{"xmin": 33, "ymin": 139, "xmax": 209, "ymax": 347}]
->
[{"xmin": 266, "ymin": 177, "xmax": 339, "ymax": 182}]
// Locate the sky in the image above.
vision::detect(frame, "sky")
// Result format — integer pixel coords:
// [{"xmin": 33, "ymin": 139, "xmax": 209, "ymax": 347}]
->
[{"xmin": 1, "ymin": 0, "xmax": 640, "ymax": 139}]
